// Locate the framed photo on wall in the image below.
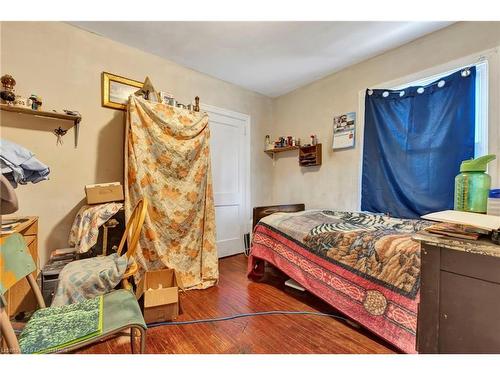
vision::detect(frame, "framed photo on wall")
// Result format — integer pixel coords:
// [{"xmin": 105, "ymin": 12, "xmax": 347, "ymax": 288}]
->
[{"xmin": 102, "ymin": 72, "xmax": 143, "ymax": 110}]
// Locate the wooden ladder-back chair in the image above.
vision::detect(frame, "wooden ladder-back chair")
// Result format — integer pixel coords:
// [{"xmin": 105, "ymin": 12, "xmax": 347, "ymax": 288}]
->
[
  {"xmin": 0, "ymin": 234, "xmax": 147, "ymax": 354},
  {"xmin": 118, "ymin": 198, "xmax": 148, "ymax": 290},
  {"xmin": 48, "ymin": 198, "xmax": 148, "ymax": 308}
]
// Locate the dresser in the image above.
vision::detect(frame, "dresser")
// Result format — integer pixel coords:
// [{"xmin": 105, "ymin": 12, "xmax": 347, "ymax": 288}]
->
[
  {"xmin": 1, "ymin": 217, "xmax": 39, "ymax": 318},
  {"xmin": 414, "ymin": 232, "xmax": 500, "ymax": 353}
]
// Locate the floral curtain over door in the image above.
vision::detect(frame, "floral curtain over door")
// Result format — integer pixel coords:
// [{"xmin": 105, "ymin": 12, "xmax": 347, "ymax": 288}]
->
[{"xmin": 125, "ymin": 96, "xmax": 218, "ymax": 289}]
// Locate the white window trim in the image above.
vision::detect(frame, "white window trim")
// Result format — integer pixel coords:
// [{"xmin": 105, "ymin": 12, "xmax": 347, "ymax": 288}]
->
[{"xmin": 356, "ymin": 47, "xmax": 499, "ymax": 210}]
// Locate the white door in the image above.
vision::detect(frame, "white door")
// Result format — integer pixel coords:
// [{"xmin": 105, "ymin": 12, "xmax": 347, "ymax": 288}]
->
[{"xmin": 202, "ymin": 104, "xmax": 250, "ymax": 258}]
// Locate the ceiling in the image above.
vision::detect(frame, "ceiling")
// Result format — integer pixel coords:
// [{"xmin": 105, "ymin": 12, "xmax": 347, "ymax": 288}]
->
[{"xmin": 70, "ymin": 21, "xmax": 454, "ymax": 97}]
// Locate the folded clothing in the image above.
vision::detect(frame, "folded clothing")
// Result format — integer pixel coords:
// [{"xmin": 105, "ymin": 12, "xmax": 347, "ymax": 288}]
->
[{"xmin": 0, "ymin": 138, "xmax": 50, "ymax": 188}]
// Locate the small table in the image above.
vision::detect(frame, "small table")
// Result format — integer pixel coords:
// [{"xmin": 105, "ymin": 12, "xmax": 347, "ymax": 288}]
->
[{"xmin": 414, "ymin": 232, "xmax": 500, "ymax": 353}]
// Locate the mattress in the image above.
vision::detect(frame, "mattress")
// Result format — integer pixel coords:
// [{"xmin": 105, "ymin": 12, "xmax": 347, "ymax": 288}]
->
[{"xmin": 247, "ymin": 210, "xmax": 431, "ymax": 353}]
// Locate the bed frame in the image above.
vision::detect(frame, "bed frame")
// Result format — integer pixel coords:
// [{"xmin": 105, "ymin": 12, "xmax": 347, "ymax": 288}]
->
[{"xmin": 252, "ymin": 203, "xmax": 305, "ymax": 230}]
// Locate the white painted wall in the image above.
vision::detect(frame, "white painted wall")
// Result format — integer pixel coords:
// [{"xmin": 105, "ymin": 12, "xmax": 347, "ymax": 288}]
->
[
  {"xmin": 0, "ymin": 21, "xmax": 274, "ymax": 265},
  {"xmin": 271, "ymin": 22, "xmax": 500, "ymax": 211}
]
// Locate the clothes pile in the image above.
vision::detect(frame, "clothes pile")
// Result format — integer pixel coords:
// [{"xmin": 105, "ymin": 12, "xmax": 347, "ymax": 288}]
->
[{"xmin": 0, "ymin": 138, "xmax": 50, "ymax": 188}]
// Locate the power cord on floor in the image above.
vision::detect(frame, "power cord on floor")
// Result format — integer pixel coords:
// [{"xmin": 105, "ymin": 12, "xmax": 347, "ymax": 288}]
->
[
  {"xmin": 146, "ymin": 310, "xmax": 351, "ymax": 328},
  {"xmin": 11, "ymin": 311, "xmax": 355, "ymax": 334}
]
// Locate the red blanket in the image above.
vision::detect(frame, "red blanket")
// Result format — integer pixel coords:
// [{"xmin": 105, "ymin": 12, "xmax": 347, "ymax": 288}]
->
[{"xmin": 248, "ymin": 211, "xmax": 430, "ymax": 353}]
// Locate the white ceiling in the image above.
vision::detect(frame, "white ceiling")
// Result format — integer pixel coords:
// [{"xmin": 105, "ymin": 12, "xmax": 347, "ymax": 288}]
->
[{"xmin": 70, "ymin": 21, "xmax": 454, "ymax": 97}]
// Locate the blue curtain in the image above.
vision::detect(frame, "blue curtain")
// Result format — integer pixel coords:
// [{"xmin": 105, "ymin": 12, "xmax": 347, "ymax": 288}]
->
[{"xmin": 361, "ymin": 67, "xmax": 476, "ymax": 219}]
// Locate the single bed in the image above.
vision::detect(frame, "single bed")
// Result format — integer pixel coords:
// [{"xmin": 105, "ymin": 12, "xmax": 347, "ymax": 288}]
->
[{"xmin": 247, "ymin": 205, "xmax": 431, "ymax": 353}]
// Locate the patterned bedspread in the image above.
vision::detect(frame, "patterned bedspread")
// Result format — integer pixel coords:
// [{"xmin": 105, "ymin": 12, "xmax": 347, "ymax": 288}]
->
[{"xmin": 247, "ymin": 210, "xmax": 431, "ymax": 353}]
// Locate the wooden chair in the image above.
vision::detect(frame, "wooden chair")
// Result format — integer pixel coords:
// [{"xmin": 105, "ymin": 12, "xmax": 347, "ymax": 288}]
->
[
  {"xmin": 0, "ymin": 234, "xmax": 147, "ymax": 354},
  {"xmin": 116, "ymin": 198, "xmax": 148, "ymax": 290},
  {"xmin": 50, "ymin": 199, "xmax": 148, "ymax": 307}
]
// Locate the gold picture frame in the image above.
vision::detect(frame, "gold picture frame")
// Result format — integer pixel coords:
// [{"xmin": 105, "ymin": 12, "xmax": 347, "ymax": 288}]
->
[{"xmin": 102, "ymin": 72, "xmax": 143, "ymax": 111}]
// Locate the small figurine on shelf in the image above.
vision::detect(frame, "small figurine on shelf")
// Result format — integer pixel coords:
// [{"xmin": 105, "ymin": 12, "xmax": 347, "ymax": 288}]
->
[
  {"xmin": 265, "ymin": 135, "xmax": 272, "ymax": 151},
  {"xmin": 310, "ymin": 134, "xmax": 318, "ymax": 146},
  {"xmin": 0, "ymin": 74, "xmax": 16, "ymax": 105},
  {"xmin": 13, "ymin": 95, "xmax": 28, "ymax": 108},
  {"xmin": 29, "ymin": 94, "xmax": 42, "ymax": 110},
  {"xmin": 193, "ymin": 96, "xmax": 200, "ymax": 112}
]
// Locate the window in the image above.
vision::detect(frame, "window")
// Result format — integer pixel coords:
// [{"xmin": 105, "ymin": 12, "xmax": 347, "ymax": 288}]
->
[{"xmin": 391, "ymin": 61, "xmax": 489, "ymax": 157}]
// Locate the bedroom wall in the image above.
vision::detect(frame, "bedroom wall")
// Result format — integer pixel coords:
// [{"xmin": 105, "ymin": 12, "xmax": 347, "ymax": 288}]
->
[
  {"xmin": 271, "ymin": 21, "xmax": 500, "ymax": 211},
  {"xmin": 0, "ymin": 21, "xmax": 274, "ymax": 265}
]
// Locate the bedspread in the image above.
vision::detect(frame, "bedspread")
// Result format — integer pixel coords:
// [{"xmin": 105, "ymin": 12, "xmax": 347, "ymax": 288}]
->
[{"xmin": 248, "ymin": 210, "xmax": 431, "ymax": 353}]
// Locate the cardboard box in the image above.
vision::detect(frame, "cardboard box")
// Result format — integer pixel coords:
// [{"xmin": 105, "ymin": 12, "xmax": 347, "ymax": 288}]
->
[
  {"xmin": 136, "ymin": 268, "xmax": 181, "ymax": 323},
  {"xmin": 85, "ymin": 182, "xmax": 124, "ymax": 205}
]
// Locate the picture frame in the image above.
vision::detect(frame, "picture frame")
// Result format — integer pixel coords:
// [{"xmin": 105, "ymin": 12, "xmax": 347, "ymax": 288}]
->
[{"xmin": 101, "ymin": 72, "xmax": 143, "ymax": 110}]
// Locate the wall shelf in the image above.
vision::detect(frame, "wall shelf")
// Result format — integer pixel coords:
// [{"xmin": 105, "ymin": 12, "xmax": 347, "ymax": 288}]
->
[
  {"xmin": 299, "ymin": 143, "xmax": 322, "ymax": 167},
  {"xmin": 264, "ymin": 145, "xmax": 299, "ymax": 165},
  {"xmin": 264, "ymin": 146, "xmax": 299, "ymax": 155},
  {"xmin": 0, "ymin": 104, "xmax": 82, "ymax": 147}
]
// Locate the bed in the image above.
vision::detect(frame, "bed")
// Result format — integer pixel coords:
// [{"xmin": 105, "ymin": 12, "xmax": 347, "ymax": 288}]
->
[{"xmin": 247, "ymin": 205, "xmax": 431, "ymax": 353}]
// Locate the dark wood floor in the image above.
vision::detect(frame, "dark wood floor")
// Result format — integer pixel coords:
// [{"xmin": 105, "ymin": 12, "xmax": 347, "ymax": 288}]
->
[{"xmin": 79, "ymin": 254, "xmax": 396, "ymax": 354}]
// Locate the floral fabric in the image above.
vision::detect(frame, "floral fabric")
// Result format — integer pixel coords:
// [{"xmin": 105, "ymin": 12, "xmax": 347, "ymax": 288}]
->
[
  {"xmin": 125, "ymin": 96, "xmax": 218, "ymax": 289},
  {"xmin": 51, "ymin": 253, "xmax": 128, "ymax": 306},
  {"xmin": 68, "ymin": 202, "xmax": 123, "ymax": 254}
]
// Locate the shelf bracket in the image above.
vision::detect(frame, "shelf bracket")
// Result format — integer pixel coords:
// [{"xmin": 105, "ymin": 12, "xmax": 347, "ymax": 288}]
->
[{"xmin": 74, "ymin": 118, "xmax": 81, "ymax": 148}]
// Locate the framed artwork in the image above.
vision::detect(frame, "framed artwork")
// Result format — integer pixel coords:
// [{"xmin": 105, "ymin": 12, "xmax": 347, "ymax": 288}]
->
[
  {"xmin": 332, "ymin": 111, "xmax": 356, "ymax": 150},
  {"xmin": 101, "ymin": 72, "xmax": 143, "ymax": 110}
]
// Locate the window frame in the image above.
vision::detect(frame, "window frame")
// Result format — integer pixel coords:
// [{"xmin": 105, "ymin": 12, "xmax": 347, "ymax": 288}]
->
[{"xmin": 356, "ymin": 48, "xmax": 498, "ymax": 210}]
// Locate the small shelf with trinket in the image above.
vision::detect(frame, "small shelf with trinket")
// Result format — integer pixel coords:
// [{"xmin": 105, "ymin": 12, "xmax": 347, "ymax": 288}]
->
[
  {"xmin": 299, "ymin": 143, "xmax": 322, "ymax": 167},
  {"xmin": 0, "ymin": 104, "xmax": 82, "ymax": 147},
  {"xmin": 1, "ymin": 74, "xmax": 83, "ymax": 147},
  {"xmin": 264, "ymin": 146, "xmax": 300, "ymax": 155},
  {"xmin": 0, "ymin": 104, "xmax": 82, "ymax": 126}
]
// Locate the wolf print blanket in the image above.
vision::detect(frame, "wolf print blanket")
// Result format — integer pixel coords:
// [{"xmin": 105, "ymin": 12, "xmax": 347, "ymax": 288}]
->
[{"xmin": 248, "ymin": 210, "xmax": 431, "ymax": 353}]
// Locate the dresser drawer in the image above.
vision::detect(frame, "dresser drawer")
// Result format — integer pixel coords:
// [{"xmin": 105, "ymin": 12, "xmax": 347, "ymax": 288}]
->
[{"xmin": 440, "ymin": 247, "xmax": 500, "ymax": 284}]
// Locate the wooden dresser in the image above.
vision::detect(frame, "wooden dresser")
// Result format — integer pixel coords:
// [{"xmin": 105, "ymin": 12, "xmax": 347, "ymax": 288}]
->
[
  {"xmin": 1, "ymin": 217, "xmax": 39, "ymax": 318},
  {"xmin": 414, "ymin": 232, "xmax": 500, "ymax": 353}
]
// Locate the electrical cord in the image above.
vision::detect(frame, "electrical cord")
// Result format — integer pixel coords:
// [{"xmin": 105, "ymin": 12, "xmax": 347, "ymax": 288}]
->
[
  {"xmin": 12, "ymin": 311, "xmax": 353, "ymax": 333},
  {"xmin": 146, "ymin": 310, "xmax": 351, "ymax": 328}
]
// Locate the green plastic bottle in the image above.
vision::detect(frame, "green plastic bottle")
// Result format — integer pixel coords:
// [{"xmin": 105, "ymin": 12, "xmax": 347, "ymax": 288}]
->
[{"xmin": 454, "ymin": 154, "xmax": 496, "ymax": 213}]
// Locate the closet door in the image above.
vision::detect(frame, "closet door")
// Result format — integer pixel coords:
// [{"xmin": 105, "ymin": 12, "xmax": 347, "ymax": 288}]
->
[{"xmin": 202, "ymin": 104, "xmax": 250, "ymax": 258}]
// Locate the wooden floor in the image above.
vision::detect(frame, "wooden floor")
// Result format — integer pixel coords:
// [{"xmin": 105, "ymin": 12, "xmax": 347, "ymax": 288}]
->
[{"xmin": 79, "ymin": 254, "xmax": 396, "ymax": 354}]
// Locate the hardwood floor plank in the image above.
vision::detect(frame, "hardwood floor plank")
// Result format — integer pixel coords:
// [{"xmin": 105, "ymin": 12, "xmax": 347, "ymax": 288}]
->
[{"xmin": 78, "ymin": 254, "xmax": 396, "ymax": 354}]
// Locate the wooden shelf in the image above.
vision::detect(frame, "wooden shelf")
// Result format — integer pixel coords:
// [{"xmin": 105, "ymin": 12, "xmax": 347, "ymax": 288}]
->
[
  {"xmin": 1, "ymin": 104, "xmax": 81, "ymax": 125},
  {"xmin": 264, "ymin": 146, "xmax": 299, "ymax": 155},
  {"xmin": 0, "ymin": 104, "xmax": 82, "ymax": 146},
  {"xmin": 299, "ymin": 143, "xmax": 322, "ymax": 167}
]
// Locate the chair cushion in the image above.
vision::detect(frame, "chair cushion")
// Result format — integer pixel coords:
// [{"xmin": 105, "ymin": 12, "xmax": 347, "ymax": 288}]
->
[
  {"xmin": 19, "ymin": 296, "xmax": 103, "ymax": 354},
  {"xmin": 51, "ymin": 253, "xmax": 129, "ymax": 306},
  {"xmin": 0, "ymin": 233, "xmax": 36, "ymax": 295},
  {"xmin": 102, "ymin": 289, "xmax": 147, "ymax": 333}
]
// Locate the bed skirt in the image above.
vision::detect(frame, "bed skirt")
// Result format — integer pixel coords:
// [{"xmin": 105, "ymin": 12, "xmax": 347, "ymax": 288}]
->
[{"xmin": 247, "ymin": 223, "xmax": 419, "ymax": 353}]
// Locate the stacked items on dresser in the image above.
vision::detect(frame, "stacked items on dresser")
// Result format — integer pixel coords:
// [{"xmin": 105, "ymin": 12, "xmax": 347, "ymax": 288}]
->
[{"xmin": 421, "ymin": 210, "xmax": 500, "ymax": 244}]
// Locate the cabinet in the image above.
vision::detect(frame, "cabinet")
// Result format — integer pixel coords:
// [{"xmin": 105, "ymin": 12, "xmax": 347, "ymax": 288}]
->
[
  {"xmin": 415, "ymin": 233, "xmax": 500, "ymax": 353},
  {"xmin": 2, "ymin": 217, "xmax": 39, "ymax": 318},
  {"xmin": 299, "ymin": 144, "xmax": 322, "ymax": 167}
]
